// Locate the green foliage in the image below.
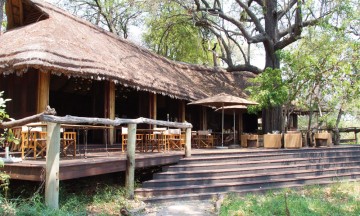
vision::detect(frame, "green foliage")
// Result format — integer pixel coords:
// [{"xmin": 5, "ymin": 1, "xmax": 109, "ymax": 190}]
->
[
  {"xmin": 221, "ymin": 182, "xmax": 360, "ymax": 216},
  {"xmin": 143, "ymin": 2, "xmax": 213, "ymax": 65},
  {"xmin": 0, "ymin": 184, "xmax": 143, "ymax": 215},
  {"xmin": 0, "ymin": 91, "xmax": 10, "ymax": 121},
  {"xmin": 246, "ymin": 68, "xmax": 288, "ymax": 113}
]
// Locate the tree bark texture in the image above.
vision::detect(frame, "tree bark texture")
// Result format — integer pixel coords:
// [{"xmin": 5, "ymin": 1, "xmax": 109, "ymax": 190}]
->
[
  {"xmin": 0, "ymin": 0, "xmax": 5, "ymax": 33},
  {"xmin": 262, "ymin": 106, "xmax": 282, "ymax": 133}
]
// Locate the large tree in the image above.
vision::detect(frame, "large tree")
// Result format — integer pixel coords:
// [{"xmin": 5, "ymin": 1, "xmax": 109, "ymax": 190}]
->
[
  {"xmin": 143, "ymin": 1, "xmax": 213, "ymax": 65},
  {"xmin": 176, "ymin": 0, "xmax": 348, "ymax": 132}
]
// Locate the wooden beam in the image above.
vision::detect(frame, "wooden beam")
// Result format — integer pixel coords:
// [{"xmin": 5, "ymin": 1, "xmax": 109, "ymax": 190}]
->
[
  {"xmin": 105, "ymin": 81, "xmax": 116, "ymax": 144},
  {"xmin": 5, "ymin": 0, "xmax": 14, "ymax": 29},
  {"xmin": 37, "ymin": 71, "xmax": 50, "ymax": 114},
  {"xmin": 45, "ymin": 123, "xmax": 61, "ymax": 209},
  {"xmin": 180, "ymin": 100, "xmax": 186, "ymax": 122},
  {"xmin": 149, "ymin": 93, "xmax": 157, "ymax": 128},
  {"xmin": 201, "ymin": 107, "xmax": 207, "ymax": 130},
  {"xmin": 125, "ymin": 123, "xmax": 136, "ymax": 199}
]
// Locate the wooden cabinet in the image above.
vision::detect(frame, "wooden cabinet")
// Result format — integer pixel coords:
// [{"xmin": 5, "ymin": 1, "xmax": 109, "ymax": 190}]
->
[
  {"xmin": 264, "ymin": 134, "xmax": 282, "ymax": 149},
  {"xmin": 284, "ymin": 133, "xmax": 302, "ymax": 149}
]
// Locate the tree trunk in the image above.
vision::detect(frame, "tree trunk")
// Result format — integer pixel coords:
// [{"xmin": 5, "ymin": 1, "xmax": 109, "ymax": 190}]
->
[
  {"xmin": 262, "ymin": 106, "xmax": 282, "ymax": 133},
  {"xmin": 261, "ymin": 0, "xmax": 283, "ymax": 133},
  {"xmin": 0, "ymin": 0, "xmax": 5, "ymax": 33}
]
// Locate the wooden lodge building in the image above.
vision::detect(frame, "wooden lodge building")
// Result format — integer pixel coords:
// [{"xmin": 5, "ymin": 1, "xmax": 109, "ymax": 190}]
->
[{"xmin": 0, "ymin": 0, "xmax": 259, "ymax": 145}]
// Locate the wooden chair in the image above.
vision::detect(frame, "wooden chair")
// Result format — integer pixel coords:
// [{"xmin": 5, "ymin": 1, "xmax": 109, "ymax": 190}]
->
[
  {"xmin": 145, "ymin": 129, "xmax": 168, "ymax": 152},
  {"xmin": 36, "ymin": 131, "xmax": 47, "ymax": 158},
  {"xmin": 62, "ymin": 132, "xmax": 77, "ymax": 157},
  {"xmin": 197, "ymin": 130, "xmax": 214, "ymax": 148},
  {"xmin": 121, "ymin": 127, "xmax": 144, "ymax": 152},
  {"xmin": 21, "ymin": 131, "xmax": 38, "ymax": 159},
  {"xmin": 167, "ymin": 129, "xmax": 183, "ymax": 150}
]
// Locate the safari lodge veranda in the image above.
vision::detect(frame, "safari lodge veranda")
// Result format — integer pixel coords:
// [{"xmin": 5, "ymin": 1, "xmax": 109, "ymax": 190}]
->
[
  {"xmin": 2, "ymin": 0, "xmax": 360, "ymax": 209},
  {"xmin": 0, "ymin": 0, "xmax": 259, "ymax": 163}
]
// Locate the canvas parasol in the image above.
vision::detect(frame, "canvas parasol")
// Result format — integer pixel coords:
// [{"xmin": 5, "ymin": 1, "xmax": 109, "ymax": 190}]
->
[
  {"xmin": 188, "ymin": 93, "xmax": 258, "ymax": 148},
  {"xmin": 215, "ymin": 105, "xmax": 247, "ymax": 148}
]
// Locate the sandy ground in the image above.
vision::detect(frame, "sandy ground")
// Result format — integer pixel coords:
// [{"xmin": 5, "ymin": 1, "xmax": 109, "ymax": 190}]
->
[{"xmin": 138, "ymin": 200, "xmax": 216, "ymax": 216}]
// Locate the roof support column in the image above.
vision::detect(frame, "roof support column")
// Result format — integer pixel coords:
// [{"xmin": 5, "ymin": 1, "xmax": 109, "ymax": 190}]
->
[
  {"xmin": 105, "ymin": 81, "xmax": 115, "ymax": 145},
  {"xmin": 37, "ymin": 71, "xmax": 50, "ymax": 113},
  {"xmin": 180, "ymin": 100, "xmax": 186, "ymax": 123},
  {"xmin": 201, "ymin": 107, "xmax": 207, "ymax": 130},
  {"xmin": 149, "ymin": 93, "xmax": 157, "ymax": 128}
]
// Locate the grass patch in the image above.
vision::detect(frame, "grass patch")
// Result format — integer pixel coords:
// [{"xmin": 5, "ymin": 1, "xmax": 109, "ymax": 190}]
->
[
  {"xmin": 0, "ymin": 173, "xmax": 146, "ymax": 215},
  {"xmin": 220, "ymin": 182, "xmax": 360, "ymax": 216}
]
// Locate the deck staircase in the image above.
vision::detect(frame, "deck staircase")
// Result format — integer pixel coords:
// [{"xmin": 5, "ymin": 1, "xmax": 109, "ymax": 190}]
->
[{"xmin": 135, "ymin": 146, "xmax": 360, "ymax": 203}]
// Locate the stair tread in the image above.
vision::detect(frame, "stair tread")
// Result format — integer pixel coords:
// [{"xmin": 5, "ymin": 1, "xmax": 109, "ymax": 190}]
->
[
  {"xmin": 146, "ymin": 166, "xmax": 360, "ymax": 183},
  {"xmin": 184, "ymin": 149, "xmax": 360, "ymax": 161},
  {"xmin": 170, "ymin": 155, "xmax": 360, "ymax": 168},
  {"xmin": 136, "ymin": 171, "xmax": 360, "ymax": 191},
  {"xmin": 159, "ymin": 160, "xmax": 360, "ymax": 175},
  {"xmin": 142, "ymin": 179, "xmax": 359, "ymax": 202}
]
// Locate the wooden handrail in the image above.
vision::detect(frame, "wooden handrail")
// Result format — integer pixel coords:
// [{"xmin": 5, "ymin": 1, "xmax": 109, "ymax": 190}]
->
[{"xmin": 0, "ymin": 106, "xmax": 193, "ymax": 207}]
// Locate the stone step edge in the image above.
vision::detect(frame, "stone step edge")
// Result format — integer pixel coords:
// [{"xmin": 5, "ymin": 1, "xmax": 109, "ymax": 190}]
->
[
  {"xmin": 190, "ymin": 146, "xmax": 360, "ymax": 156},
  {"xmin": 157, "ymin": 161, "xmax": 360, "ymax": 176},
  {"xmin": 136, "ymin": 171, "xmax": 360, "ymax": 192},
  {"xmin": 145, "ymin": 166, "xmax": 360, "ymax": 184},
  {"xmin": 182, "ymin": 150, "xmax": 360, "ymax": 161},
  {"xmin": 141, "ymin": 179, "xmax": 359, "ymax": 203},
  {"xmin": 168, "ymin": 155, "xmax": 360, "ymax": 169}
]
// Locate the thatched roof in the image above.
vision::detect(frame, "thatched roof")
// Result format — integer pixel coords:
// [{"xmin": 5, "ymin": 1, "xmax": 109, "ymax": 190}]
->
[{"xmin": 0, "ymin": 0, "xmax": 255, "ymax": 101}]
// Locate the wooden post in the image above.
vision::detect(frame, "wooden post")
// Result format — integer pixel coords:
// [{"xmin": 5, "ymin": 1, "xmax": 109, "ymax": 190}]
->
[
  {"xmin": 125, "ymin": 123, "xmax": 136, "ymax": 199},
  {"xmin": 37, "ymin": 71, "xmax": 50, "ymax": 113},
  {"xmin": 201, "ymin": 107, "xmax": 207, "ymax": 130},
  {"xmin": 108, "ymin": 82, "xmax": 116, "ymax": 145},
  {"xmin": 45, "ymin": 123, "xmax": 61, "ymax": 209},
  {"xmin": 185, "ymin": 127, "xmax": 191, "ymax": 158},
  {"xmin": 180, "ymin": 100, "xmax": 186, "ymax": 122},
  {"xmin": 149, "ymin": 93, "xmax": 157, "ymax": 128}
]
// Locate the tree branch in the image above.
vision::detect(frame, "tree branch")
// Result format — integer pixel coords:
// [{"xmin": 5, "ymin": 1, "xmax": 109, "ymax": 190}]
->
[
  {"xmin": 0, "ymin": 106, "xmax": 57, "ymax": 129},
  {"xmin": 235, "ymin": 0, "xmax": 265, "ymax": 34},
  {"xmin": 227, "ymin": 64, "xmax": 262, "ymax": 74},
  {"xmin": 277, "ymin": 0, "xmax": 297, "ymax": 20}
]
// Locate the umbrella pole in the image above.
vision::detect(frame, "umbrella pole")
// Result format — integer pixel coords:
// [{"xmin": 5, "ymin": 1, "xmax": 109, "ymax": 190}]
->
[
  {"xmin": 222, "ymin": 104, "xmax": 224, "ymax": 147},
  {"xmin": 233, "ymin": 110, "xmax": 236, "ymax": 143}
]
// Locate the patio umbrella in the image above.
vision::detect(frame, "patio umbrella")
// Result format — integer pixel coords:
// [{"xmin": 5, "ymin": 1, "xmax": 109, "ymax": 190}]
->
[
  {"xmin": 188, "ymin": 93, "xmax": 258, "ymax": 148},
  {"xmin": 215, "ymin": 105, "xmax": 247, "ymax": 148}
]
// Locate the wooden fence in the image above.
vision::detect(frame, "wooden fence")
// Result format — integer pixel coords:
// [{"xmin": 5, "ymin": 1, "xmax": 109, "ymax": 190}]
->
[{"xmin": 0, "ymin": 107, "xmax": 193, "ymax": 209}]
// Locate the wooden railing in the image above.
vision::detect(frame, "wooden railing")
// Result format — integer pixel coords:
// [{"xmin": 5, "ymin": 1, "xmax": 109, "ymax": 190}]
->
[{"xmin": 0, "ymin": 107, "xmax": 193, "ymax": 209}]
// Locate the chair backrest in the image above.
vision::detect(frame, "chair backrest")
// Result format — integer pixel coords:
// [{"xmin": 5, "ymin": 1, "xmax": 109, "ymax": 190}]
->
[
  {"xmin": 122, "ymin": 127, "xmax": 128, "ymax": 135},
  {"xmin": 63, "ymin": 132, "xmax": 76, "ymax": 140},
  {"xmin": 168, "ymin": 129, "xmax": 181, "ymax": 135},
  {"xmin": 198, "ymin": 130, "xmax": 210, "ymax": 136}
]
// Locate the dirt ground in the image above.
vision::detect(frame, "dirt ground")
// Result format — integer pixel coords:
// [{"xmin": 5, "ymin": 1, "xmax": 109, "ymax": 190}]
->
[{"xmin": 138, "ymin": 200, "xmax": 217, "ymax": 216}]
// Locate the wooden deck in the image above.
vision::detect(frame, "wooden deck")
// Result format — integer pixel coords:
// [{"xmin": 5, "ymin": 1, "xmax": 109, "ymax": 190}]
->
[{"xmin": 0, "ymin": 147, "xmax": 184, "ymax": 181}]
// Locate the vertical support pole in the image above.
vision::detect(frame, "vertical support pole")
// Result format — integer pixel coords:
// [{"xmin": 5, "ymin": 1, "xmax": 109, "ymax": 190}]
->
[
  {"xmin": 37, "ymin": 71, "xmax": 50, "ymax": 113},
  {"xmin": 180, "ymin": 101, "xmax": 186, "ymax": 122},
  {"xmin": 185, "ymin": 127, "xmax": 191, "ymax": 158},
  {"xmin": 45, "ymin": 123, "xmax": 60, "ymax": 209},
  {"xmin": 108, "ymin": 82, "xmax": 116, "ymax": 145},
  {"xmin": 125, "ymin": 123, "xmax": 136, "ymax": 199},
  {"xmin": 201, "ymin": 107, "xmax": 207, "ymax": 130},
  {"xmin": 149, "ymin": 93, "xmax": 157, "ymax": 128}
]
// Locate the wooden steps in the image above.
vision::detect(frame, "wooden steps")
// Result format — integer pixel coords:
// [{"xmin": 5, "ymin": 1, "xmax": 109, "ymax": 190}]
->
[{"xmin": 135, "ymin": 146, "xmax": 360, "ymax": 202}]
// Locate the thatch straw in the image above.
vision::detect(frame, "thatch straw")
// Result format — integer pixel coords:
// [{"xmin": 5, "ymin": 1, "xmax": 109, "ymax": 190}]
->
[{"xmin": 0, "ymin": 0, "xmax": 255, "ymax": 101}]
